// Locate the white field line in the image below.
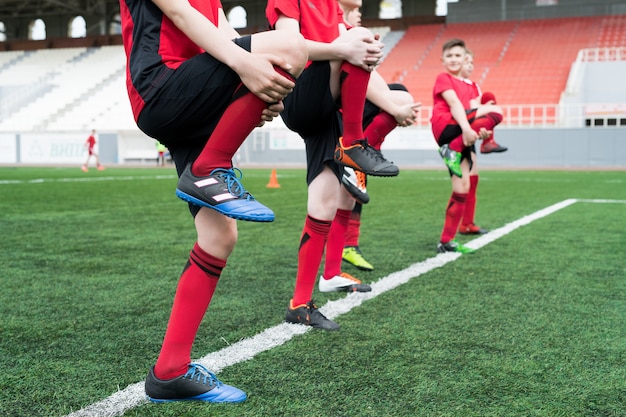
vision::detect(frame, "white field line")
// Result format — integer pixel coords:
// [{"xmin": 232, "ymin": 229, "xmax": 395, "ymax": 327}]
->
[
  {"xmin": 0, "ymin": 175, "xmax": 177, "ymax": 185},
  {"xmin": 64, "ymin": 198, "xmax": 626, "ymax": 417}
]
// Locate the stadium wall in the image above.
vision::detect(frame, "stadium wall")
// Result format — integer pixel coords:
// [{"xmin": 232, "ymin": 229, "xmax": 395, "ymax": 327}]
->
[{"xmin": 1, "ymin": 127, "xmax": 624, "ymax": 170}]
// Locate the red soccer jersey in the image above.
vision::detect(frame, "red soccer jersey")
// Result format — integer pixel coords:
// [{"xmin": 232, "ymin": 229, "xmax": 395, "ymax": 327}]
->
[
  {"xmin": 86, "ymin": 135, "xmax": 96, "ymax": 153},
  {"xmin": 120, "ymin": 0, "xmax": 222, "ymax": 120},
  {"xmin": 266, "ymin": 0, "xmax": 343, "ymax": 43},
  {"xmin": 431, "ymin": 72, "xmax": 477, "ymax": 139},
  {"xmin": 465, "ymin": 78, "xmax": 481, "ymax": 99}
]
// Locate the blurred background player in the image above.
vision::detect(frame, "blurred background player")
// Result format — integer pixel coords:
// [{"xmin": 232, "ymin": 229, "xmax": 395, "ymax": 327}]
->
[
  {"xmin": 456, "ymin": 49, "xmax": 490, "ymax": 235},
  {"xmin": 462, "ymin": 50, "xmax": 507, "ymax": 155},
  {"xmin": 120, "ymin": 0, "xmax": 306, "ymax": 404},
  {"xmin": 431, "ymin": 38, "xmax": 503, "ymax": 253},
  {"xmin": 81, "ymin": 129, "xmax": 104, "ymax": 172},
  {"xmin": 156, "ymin": 140, "xmax": 168, "ymax": 166}
]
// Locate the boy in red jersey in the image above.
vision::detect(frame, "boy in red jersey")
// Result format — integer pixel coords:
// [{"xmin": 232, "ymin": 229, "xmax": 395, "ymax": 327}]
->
[
  {"xmin": 462, "ymin": 51, "xmax": 508, "ymax": 155},
  {"xmin": 81, "ymin": 129, "xmax": 104, "ymax": 172},
  {"xmin": 266, "ymin": 0, "xmax": 406, "ymax": 330},
  {"xmin": 265, "ymin": 0, "xmax": 377, "ymax": 332},
  {"xmin": 119, "ymin": 0, "xmax": 307, "ymax": 404},
  {"xmin": 456, "ymin": 50, "xmax": 505, "ymax": 235},
  {"xmin": 431, "ymin": 38, "xmax": 503, "ymax": 254}
]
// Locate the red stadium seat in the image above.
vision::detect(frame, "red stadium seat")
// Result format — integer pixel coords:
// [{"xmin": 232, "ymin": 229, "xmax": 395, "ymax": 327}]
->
[{"xmin": 377, "ymin": 15, "xmax": 626, "ymax": 107}]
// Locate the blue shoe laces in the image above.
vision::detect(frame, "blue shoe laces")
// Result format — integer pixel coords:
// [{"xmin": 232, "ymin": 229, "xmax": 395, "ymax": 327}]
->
[
  {"xmin": 210, "ymin": 168, "xmax": 254, "ymax": 201},
  {"xmin": 183, "ymin": 363, "xmax": 223, "ymax": 389}
]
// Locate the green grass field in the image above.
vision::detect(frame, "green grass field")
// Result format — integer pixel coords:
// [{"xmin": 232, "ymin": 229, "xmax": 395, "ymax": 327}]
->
[{"xmin": 0, "ymin": 167, "xmax": 625, "ymax": 417}]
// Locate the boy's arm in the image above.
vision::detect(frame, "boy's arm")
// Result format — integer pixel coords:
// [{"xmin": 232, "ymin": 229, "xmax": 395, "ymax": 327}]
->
[
  {"xmin": 274, "ymin": 16, "xmax": 345, "ymax": 62},
  {"xmin": 152, "ymin": 0, "xmax": 294, "ymax": 103},
  {"xmin": 441, "ymin": 89, "xmax": 478, "ymax": 146},
  {"xmin": 153, "ymin": 0, "xmax": 247, "ymax": 72},
  {"xmin": 274, "ymin": 15, "xmax": 380, "ymax": 71},
  {"xmin": 366, "ymin": 71, "xmax": 419, "ymax": 126}
]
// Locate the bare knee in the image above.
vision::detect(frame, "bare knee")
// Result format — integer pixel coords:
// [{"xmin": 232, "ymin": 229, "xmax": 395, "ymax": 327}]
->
[
  {"xmin": 254, "ymin": 30, "xmax": 307, "ymax": 76},
  {"xmin": 283, "ymin": 33, "xmax": 307, "ymax": 74},
  {"xmin": 195, "ymin": 209, "xmax": 239, "ymax": 259},
  {"xmin": 341, "ymin": 26, "xmax": 373, "ymax": 41}
]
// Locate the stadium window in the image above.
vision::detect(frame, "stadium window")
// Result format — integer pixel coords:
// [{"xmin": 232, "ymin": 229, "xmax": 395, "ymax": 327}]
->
[
  {"xmin": 228, "ymin": 6, "xmax": 247, "ymax": 29},
  {"xmin": 607, "ymin": 118, "xmax": 617, "ymax": 126},
  {"xmin": 0, "ymin": 22, "xmax": 5, "ymax": 42},
  {"xmin": 436, "ymin": 0, "xmax": 457, "ymax": 16},
  {"xmin": 593, "ymin": 118, "xmax": 604, "ymax": 127},
  {"xmin": 379, "ymin": 0, "xmax": 402, "ymax": 19},
  {"xmin": 70, "ymin": 16, "xmax": 87, "ymax": 38},
  {"xmin": 110, "ymin": 13, "xmax": 122, "ymax": 35},
  {"xmin": 30, "ymin": 18, "xmax": 46, "ymax": 40},
  {"xmin": 620, "ymin": 118, "xmax": 626, "ymax": 126}
]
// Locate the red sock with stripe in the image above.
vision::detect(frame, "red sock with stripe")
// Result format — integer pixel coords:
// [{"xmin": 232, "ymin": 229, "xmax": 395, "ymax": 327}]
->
[
  {"xmin": 440, "ymin": 192, "xmax": 467, "ymax": 243},
  {"xmin": 323, "ymin": 209, "xmax": 352, "ymax": 279},
  {"xmin": 462, "ymin": 175, "xmax": 479, "ymax": 226},
  {"xmin": 291, "ymin": 215, "xmax": 331, "ymax": 307},
  {"xmin": 448, "ymin": 112, "xmax": 503, "ymax": 153},
  {"xmin": 153, "ymin": 243, "xmax": 225, "ymax": 380},
  {"xmin": 472, "ymin": 112, "xmax": 503, "ymax": 132}
]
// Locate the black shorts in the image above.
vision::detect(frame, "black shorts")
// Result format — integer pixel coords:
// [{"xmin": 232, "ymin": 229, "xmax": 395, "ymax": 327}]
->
[
  {"xmin": 136, "ymin": 36, "xmax": 251, "ymax": 217},
  {"xmin": 281, "ymin": 61, "xmax": 343, "ymax": 185},
  {"xmin": 137, "ymin": 36, "xmax": 251, "ymax": 156}
]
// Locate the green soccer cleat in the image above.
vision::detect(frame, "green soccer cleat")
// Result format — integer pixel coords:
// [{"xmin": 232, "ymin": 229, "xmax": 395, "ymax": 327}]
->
[
  {"xmin": 437, "ymin": 240, "xmax": 475, "ymax": 254},
  {"xmin": 438, "ymin": 144, "xmax": 462, "ymax": 177},
  {"xmin": 342, "ymin": 246, "xmax": 374, "ymax": 271}
]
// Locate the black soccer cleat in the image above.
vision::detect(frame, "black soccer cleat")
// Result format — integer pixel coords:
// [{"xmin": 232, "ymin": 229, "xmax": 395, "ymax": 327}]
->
[
  {"xmin": 285, "ymin": 300, "xmax": 340, "ymax": 331},
  {"xmin": 145, "ymin": 364, "xmax": 246, "ymax": 403},
  {"xmin": 176, "ymin": 163, "xmax": 274, "ymax": 222},
  {"xmin": 335, "ymin": 139, "xmax": 399, "ymax": 177}
]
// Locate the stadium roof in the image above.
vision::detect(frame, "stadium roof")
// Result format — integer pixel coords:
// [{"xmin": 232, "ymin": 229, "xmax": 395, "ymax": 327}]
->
[{"xmin": 0, "ymin": 0, "xmax": 118, "ymax": 19}]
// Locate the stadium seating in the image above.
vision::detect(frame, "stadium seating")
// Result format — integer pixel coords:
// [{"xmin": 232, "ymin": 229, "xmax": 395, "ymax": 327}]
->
[
  {"xmin": 0, "ymin": 45, "xmax": 134, "ymax": 132},
  {"xmin": 0, "ymin": 15, "xmax": 625, "ymax": 132},
  {"xmin": 378, "ymin": 15, "xmax": 626, "ymax": 107}
]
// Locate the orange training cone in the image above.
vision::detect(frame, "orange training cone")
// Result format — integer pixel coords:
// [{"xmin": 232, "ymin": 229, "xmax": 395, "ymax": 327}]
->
[{"xmin": 266, "ymin": 169, "xmax": 281, "ymax": 188}]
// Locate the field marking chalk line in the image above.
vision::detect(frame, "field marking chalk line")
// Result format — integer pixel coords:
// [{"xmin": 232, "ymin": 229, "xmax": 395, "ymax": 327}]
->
[{"xmin": 64, "ymin": 198, "xmax": 617, "ymax": 417}]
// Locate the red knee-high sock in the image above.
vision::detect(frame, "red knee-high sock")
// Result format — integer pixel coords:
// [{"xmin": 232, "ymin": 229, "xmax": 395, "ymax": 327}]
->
[
  {"xmin": 364, "ymin": 111, "xmax": 397, "ymax": 149},
  {"xmin": 441, "ymin": 192, "xmax": 467, "ymax": 243},
  {"xmin": 471, "ymin": 112, "xmax": 502, "ymax": 133},
  {"xmin": 448, "ymin": 135, "xmax": 465, "ymax": 153},
  {"xmin": 192, "ymin": 68, "xmax": 295, "ymax": 176},
  {"xmin": 323, "ymin": 209, "xmax": 352, "ymax": 278},
  {"xmin": 291, "ymin": 215, "xmax": 332, "ymax": 306},
  {"xmin": 154, "ymin": 243, "xmax": 226, "ymax": 380},
  {"xmin": 462, "ymin": 175, "xmax": 479, "ymax": 226},
  {"xmin": 339, "ymin": 62, "xmax": 370, "ymax": 147},
  {"xmin": 345, "ymin": 203, "xmax": 362, "ymax": 247},
  {"xmin": 448, "ymin": 112, "xmax": 503, "ymax": 153}
]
